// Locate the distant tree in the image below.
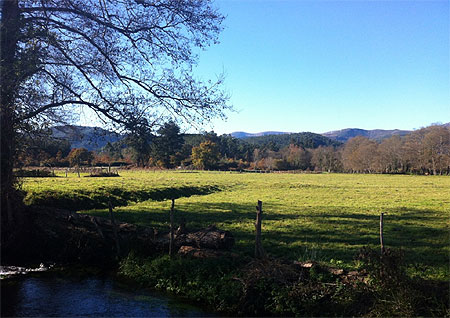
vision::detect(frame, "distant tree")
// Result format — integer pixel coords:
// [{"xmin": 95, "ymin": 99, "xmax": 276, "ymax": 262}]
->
[
  {"xmin": 15, "ymin": 132, "xmax": 71, "ymax": 167},
  {"xmin": 311, "ymin": 146, "xmax": 342, "ymax": 172},
  {"xmin": 281, "ymin": 144, "xmax": 311, "ymax": 170},
  {"xmin": 124, "ymin": 120, "xmax": 153, "ymax": 167},
  {"xmin": 98, "ymin": 142, "xmax": 123, "ymax": 168},
  {"xmin": 376, "ymin": 136, "xmax": 405, "ymax": 173},
  {"xmin": 67, "ymin": 148, "xmax": 93, "ymax": 167},
  {"xmin": 421, "ymin": 126, "xmax": 450, "ymax": 175},
  {"xmin": 103, "ymin": 142, "xmax": 122, "ymax": 161},
  {"xmin": 152, "ymin": 121, "xmax": 184, "ymax": 168},
  {"xmin": 342, "ymin": 137, "xmax": 378, "ymax": 173},
  {"xmin": 191, "ymin": 140, "xmax": 220, "ymax": 170}
]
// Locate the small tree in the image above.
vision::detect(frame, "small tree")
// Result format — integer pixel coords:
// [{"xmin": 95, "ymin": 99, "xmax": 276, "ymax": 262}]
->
[{"xmin": 192, "ymin": 140, "xmax": 220, "ymax": 170}]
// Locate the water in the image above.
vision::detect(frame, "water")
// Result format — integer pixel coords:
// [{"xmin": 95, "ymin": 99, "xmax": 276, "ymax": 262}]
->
[{"xmin": 1, "ymin": 275, "xmax": 213, "ymax": 317}]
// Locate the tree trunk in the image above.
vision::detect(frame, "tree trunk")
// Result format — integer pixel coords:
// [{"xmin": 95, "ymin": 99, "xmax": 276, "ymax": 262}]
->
[{"xmin": 1, "ymin": 0, "xmax": 21, "ymax": 247}]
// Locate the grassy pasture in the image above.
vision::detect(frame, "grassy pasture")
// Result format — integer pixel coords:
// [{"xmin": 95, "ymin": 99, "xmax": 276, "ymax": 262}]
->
[{"xmin": 22, "ymin": 171, "xmax": 449, "ymax": 280}]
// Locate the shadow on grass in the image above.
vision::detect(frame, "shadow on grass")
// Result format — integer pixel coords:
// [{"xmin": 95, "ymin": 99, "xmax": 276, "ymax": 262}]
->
[
  {"xmin": 85, "ymin": 201, "xmax": 449, "ymax": 270},
  {"xmin": 26, "ymin": 185, "xmax": 223, "ymax": 211}
]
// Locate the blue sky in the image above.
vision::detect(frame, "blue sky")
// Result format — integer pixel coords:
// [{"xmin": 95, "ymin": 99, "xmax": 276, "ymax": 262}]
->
[{"xmin": 193, "ymin": 0, "xmax": 449, "ymax": 134}]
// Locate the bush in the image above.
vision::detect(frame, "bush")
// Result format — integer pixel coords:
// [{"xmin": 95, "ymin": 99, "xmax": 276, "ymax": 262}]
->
[
  {"xmin": 119, "ymin": 249, "xmax": 449, "ymax": 317},
  {"xmin": 356, "ymin": 247, "xmax": 449, "ymax": 317},
  {"xmin": 119, "ymin": 253, "xmax": 244, "ymax": 313}
]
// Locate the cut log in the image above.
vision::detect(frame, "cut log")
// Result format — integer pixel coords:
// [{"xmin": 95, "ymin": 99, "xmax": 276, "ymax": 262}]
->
[
  {"xmin": 173, "ymin": 225, "xmax": 234, "ymax": 250},
  {"xmin": 178, "ymin": 246, "xmax": 225, "ymax": 258}
]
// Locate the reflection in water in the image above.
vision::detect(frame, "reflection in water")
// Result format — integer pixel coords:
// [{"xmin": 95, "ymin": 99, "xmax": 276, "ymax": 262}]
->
[{"xmin": 1, "ymin": 276, "xmax": 212, "ymax": 317}]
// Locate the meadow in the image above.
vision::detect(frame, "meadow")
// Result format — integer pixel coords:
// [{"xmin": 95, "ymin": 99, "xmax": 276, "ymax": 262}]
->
[{"xmin": 22, "ymin": 170, "xmax": 449, "ymax": 280}]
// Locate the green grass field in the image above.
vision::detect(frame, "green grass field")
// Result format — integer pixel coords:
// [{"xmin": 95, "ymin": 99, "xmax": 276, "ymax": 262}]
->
[{"xmin": 22, "ymin": 170, "xmax": 450, "ymax": 280}]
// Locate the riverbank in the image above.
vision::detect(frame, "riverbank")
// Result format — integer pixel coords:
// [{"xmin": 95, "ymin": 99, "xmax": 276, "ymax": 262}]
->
[
  {"xmin": 118, "ymin": 249, "xmax": 449, "ymax": 317},
  {"xmin": 2, "ymin": 243, "xmax": 448, "ymax": 316}
]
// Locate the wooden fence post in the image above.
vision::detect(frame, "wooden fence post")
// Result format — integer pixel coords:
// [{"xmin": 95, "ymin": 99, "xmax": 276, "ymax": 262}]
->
[
  {"xmin": 109, "ymin": 198, "xmax": 121, "ymax": 257},
  {"xmin": 169, "ymin": 199, "xmax": 175, "ymax": 257},
  {"xmin": 380, "ymin": 212, "xmax": 384, "ymax": 253},
  {"xmin": 255, "ymin": 200, "xmax": 265, "ymax": 259}
]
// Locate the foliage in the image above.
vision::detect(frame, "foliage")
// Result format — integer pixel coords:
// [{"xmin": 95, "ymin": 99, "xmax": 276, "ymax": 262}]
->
[
  {"xmin": 356, "ymin": 247, "xmax": 449, "ymax": 317},
  {"xmin": 16, "ymin": 132, "xmax": 71, "ymax": 168},
  {"xmin": 242, "ymin": 132, "xmax": 342, "ymax": 150},
  {"xmin": 119, "ymin": 253, "xmax": 244, "ymax": 313},
  {"xmin": 17, "ymin": 124, "xmax": 450, "ymax": 175},
  {"xmin": 67, "ymin": 148, "xmax": 94, "ymax": 167},
  {"xmin": 342, "ymin": 125, "xmax": 450, "ymax": 175},
  {"xmin": 122, "ymin": 124, "xmax": 153, "ymax": 167},
  {"xmin": 191, "ymin": 140, "xmax": 220, "ymax": 170},
  {"xmin": 0, "ymin": 0, "xmax": 229, "ymax": 239},
  {"xmin": 118, "ymin": 252, "xmax": 448, "ymax": 317},
  {"xmin": 151, "ymin": 121, "xmax": 184, "ymax": 168},
  {"xmin": 311, "ymin": 145, "xmax": 342, "ymax": 172}
]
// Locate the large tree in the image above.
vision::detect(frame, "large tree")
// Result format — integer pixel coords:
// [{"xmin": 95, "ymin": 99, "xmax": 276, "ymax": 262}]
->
[{"xmin": 1, "ymin": 0, "xmax": 228, "ymax": 244}]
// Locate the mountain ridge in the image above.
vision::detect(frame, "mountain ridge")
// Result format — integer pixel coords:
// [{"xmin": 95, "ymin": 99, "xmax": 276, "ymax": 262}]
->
[
  {"xmin": 230, "ymin": 131, "xmax": 290, "ymax": 139},
  {"xmin": 321, "ymin": 128, "xmax": 411, "ymax": 142},
  {"xmin": 51, "ymin": 125, "xmax": 121, "ymax": 151},
  {"xmin": 232, "ymin": 123, "xmax": 450, "ymax": 142},
  {"xmin": 51, "ymin": 123, "xmax": 449, "ymax": 150}
]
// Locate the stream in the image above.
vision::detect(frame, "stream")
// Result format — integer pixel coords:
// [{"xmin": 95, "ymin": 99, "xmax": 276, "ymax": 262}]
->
[{"xmin": 1, "ymin": 274, "xmax": 214, "ymax": 317}]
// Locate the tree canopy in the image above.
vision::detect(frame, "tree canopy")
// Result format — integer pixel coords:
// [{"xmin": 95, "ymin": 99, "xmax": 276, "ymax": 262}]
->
[{"xmin": 1, "ymin": 0, "xmax": 229, "ymax": 243}]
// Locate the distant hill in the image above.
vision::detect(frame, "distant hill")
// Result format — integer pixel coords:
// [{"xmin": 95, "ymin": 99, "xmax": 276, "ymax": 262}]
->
[
  {"xmin": 322, "ymin": 128, "xmax": 411, "ymax": 143},
  {"xmin": 232, "ymin": 128, "xmax": 414, "ymax": 143},
  {"xmin": 51, "ymin": 125, "xmax": 122, "ymax": 150},
  {"xmin": 231, "ymin": 131, "xmax": 289, "ymax": 139},
  {"xmin": 52, "ymin": 123, "xmax": 449, "ymax": 150},
  {"xmin": 241, "ymin": 132, "xmax": 342, "ymax": 150}
]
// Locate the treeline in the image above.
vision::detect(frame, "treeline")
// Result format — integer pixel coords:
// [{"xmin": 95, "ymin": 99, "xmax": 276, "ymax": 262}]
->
[
  {"xmin": 251, "ymin": 125, "xmax": 450, "ymax": 175},
  {"xmin": 16, "ymin": 124, "xmax": 450, "ymax": 175}
]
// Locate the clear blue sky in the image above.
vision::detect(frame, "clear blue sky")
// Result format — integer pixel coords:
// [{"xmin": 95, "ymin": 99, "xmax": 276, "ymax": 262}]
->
[{"xmin": 193, "ymin": 0, "xmax": 449, "ymax": 134}]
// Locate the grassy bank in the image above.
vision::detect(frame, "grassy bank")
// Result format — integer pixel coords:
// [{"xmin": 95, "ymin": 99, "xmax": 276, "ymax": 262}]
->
[
  {"xmin": 118, "ymin": 249, "xmax": 448, "ymax": 317},
  {"xmin": 23, "ymin": 170, "xmax": 450, "ymax": 281}
]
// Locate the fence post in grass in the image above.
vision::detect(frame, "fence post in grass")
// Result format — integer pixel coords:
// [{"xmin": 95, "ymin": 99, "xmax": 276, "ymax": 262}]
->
[
  {"xmin": 255, "ymin": 200, "xmax": 265, "ymax": 259},
  {"xmin": 380, "ymin": 212, "xmax": 384, "ymax": 253},
  {"xmin": 169, "ymin": 199, "xmax": 175, "ymax": 257},
  {"xmin": 108, "ymin": 197, "xmax": 121, "ymax": 257},
  {"xmin": 65, "ymin": 169, "xmax": 68, "ymax": 177}
]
